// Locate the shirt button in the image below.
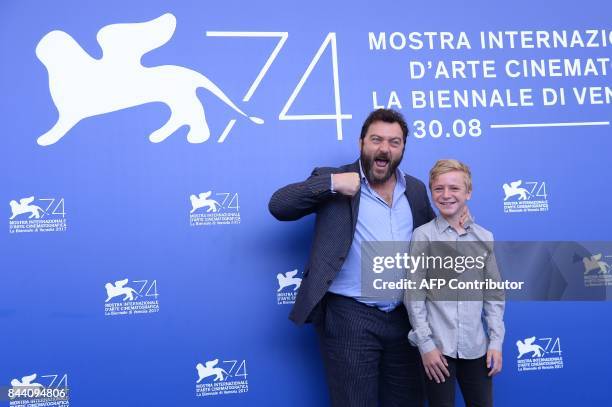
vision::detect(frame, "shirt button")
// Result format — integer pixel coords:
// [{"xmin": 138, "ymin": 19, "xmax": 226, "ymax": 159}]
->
[
  {"xmin": 327, "ymin": 280, "xmax": 333, "ymax": 285},
  {"xmin": 339, "ymin": 256, "xmax": 345, "ymax": 262}
]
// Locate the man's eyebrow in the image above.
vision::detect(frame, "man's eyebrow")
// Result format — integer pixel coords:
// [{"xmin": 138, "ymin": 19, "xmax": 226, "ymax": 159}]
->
[{"xmin": 368, "ymin": 134, "xmax": 402, "ymax": 139}]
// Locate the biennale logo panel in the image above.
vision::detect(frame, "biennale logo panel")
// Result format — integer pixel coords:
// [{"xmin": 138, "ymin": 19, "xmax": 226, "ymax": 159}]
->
[
  {"xmin": 195, "ymin": 358, "xmax": 248, "ymax": 398},
  {"xmin": 516, "ymin": 336, "xmax": 563, "ymax": 372},
  {"xmin": 8, "ymin": 196, "xmax": 67, "ymax": 234},
  {"xmin": 7, "ymin": 372, "xmax": 69, "ymax": 407},
  {"xmin": 189, "ymin": 191, "xmax": 241, "ymax": 227},
  {"xmin": 34, "ymin": 14, "xmax": 353, "ymax": 147},
  {"xmin": 276, "ymin": 268, "xmax": 303, "ymax": 305},
  {"xmin": 103, "ymin": 278, "xmax": 160, "ymax": 317},
  {"xmin": 502, "ymin": 180, "xmax": 549, "ymax": 214}
]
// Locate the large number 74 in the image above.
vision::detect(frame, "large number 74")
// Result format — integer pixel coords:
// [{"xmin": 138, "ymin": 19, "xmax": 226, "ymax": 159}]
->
[{"xmin": 205, "ymin": 31, "xmax": 352, "ymax": 142}]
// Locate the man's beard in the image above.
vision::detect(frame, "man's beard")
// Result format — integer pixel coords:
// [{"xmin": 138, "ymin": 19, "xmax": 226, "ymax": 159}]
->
[{"xmin": 360, "ymin": 149, "xmax": 403, "ymax": 185}]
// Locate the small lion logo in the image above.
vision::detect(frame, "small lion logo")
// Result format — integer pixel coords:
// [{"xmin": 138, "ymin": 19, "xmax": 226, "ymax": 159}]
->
[
  {"xmin": 196, "ymin": 359, "xmax": 228, "ymax": 383},
  {"xmin": 10, "ymin": 373, "xmax": 44, "ymax": 389},
  {"xmin": 190, "ymin": 191, "xmax": 220, "ymax": 213},
  {"xmin": 503, "ymin": 180, "xmax": 531, "ymax": 201},
  {"xmin": 583, "ymin": 254, "xmax": 611, "ymax": 275},
  {"xmin": 9, "ymin": 197, "xmax": 45, "ymax": 219},
  {"xmin": 36, "ymin": 13, "xmax": 263, "ymax": 146},
  {"xmin": 105, "ymin": 279, "xmax": 139, "ymax": 302},
  {"xmin": 516, "ymin": 336, "xmax": 546, "ymax": 359},
  {"xmin": 277, "ymin": 269, "xmax": 301, "ymax": 292}
]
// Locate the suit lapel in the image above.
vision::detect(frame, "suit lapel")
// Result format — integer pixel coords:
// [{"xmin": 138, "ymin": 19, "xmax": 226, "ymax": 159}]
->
[
  {"xmin": 347, "ymin": 160, "xmax": 361, "ymax": 234},
  {"xmin": 404, "ymin": 175, "xmax": 421, "ymax": 229}
]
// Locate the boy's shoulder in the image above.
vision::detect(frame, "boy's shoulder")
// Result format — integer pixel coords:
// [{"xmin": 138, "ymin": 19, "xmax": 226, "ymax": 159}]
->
[
  {"xmin": 412, "ymin": 217, "xmax": 495, "ymax": 241},
  {"xmin": 412, "ymin": 218, "xmax": 438, "ymax": 241},
  {"xmin": 468, "ymin": 221, "xmax": 494, "ymax": 241}
]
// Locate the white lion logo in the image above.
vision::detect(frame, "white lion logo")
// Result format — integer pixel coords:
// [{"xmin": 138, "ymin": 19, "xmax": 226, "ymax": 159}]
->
[
  {"xmin": 9, "ymin": 197, "xmax": 45, "ymax": 219},
  {"xmin": 11, "ymin": 373, "xmax": 44, "ymax": 389},
  {"xmin": 277, "ymin": 269, "xmax": 302, "ymax": 292},
  {"xmin": 196, "ymin": 359, "xmax": 228, "ymax": 383},
  {"xmin": 36, "ymin": 13, "xmax": 263, "ymax": 146},
  {"xmin": 190, "ymin": 191, "xmax": 220, "ymax": 213},
  {"xmin": 516, "ymin": 336, "xmax": 546, "ymax": 359},
  {"xmin": 583, "ymin": 254, "xmax": 611, "ymax": 275},
  {"xmin": 105, "ymin": 279, "xmax": 139, "ymax": 302},
  {"xmin": 503, "ymin": 180, "xmax": 530, "ymax": 201}
]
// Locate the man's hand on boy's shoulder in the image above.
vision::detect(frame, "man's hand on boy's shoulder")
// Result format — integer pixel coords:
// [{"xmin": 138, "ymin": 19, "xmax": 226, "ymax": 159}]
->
[{"xmin": 459, "ymin": 206, "xmax": 472, "ymax": 227}]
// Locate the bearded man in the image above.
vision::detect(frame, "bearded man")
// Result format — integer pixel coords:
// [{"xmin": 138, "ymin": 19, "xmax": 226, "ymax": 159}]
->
[{"xmin": 269, "ymin": 109, "xmax": 436, "ymax": 406}]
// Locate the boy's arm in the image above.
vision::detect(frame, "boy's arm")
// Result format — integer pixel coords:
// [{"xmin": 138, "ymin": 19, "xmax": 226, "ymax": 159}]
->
[
  {"xmin": 405, "ymin": 232, "xmax": 450, "ymax": 382},
  {"xmin": 404, "ymin": 234, "xmax": 436, "ymax": 354},
  {"xmin": 483, "ymin": 238, "xmax": 506, "ymax": 352}
]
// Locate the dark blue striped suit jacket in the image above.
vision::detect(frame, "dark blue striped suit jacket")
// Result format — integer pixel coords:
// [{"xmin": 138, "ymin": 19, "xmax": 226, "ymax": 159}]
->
[{"xmin": 269, "ymin": 160, "xmax": 435, "ymax": 325}]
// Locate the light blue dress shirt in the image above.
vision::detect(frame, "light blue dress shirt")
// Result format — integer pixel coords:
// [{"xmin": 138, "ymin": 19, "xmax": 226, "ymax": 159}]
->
[{"xmin": 328, "ymin": 161, "xmax": 413, "ymax": 311}]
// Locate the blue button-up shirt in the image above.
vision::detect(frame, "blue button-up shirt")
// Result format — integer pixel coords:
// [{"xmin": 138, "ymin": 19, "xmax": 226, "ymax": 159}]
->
[{"xmin": 328, "ymin": 161, "xmax": 413, "ymax": 311}]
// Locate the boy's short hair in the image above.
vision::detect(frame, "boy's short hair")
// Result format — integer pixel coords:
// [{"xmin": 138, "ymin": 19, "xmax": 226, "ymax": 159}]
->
[{"xmin": 429, "ymin": 159, "xmax": 472, "ymax": 192}]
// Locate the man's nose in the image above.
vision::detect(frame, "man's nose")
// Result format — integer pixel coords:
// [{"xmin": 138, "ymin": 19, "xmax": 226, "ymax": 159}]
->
[
  {"xmin": 442, "ymin": 188, "xmax": 451, "ymax": 198},
  {"xmin": 378, "ymin": 140, "xmax": 390, "ymax": 152}
]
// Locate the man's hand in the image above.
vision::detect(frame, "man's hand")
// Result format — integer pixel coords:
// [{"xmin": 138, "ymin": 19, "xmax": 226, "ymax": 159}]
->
[
  {"xmin": 421, "ymin": 348, "xmax": 450, "ymax": 383},
  {"xmin": 331, "ymin": 172, "xmax": 360, "ymax": 196},
  {"xmin": 459, "ymin": 206, "xmax": 472, "ymax": 227},
  {"xmin": 486, "ymin": 349, "xmax": 503, "ymax": 376}
]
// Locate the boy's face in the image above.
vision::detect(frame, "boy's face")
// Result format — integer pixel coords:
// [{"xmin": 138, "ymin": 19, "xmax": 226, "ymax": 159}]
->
[{"xmin": 431, "ymin": 171, "xmax": 471, "ymax": 218}]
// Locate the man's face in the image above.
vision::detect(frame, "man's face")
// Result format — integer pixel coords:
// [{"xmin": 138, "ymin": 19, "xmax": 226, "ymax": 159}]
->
[
  {"xmin": 431, "ymin": 171, "xmax": 472, "ymax": 219},
  {"xmin": 360, "ymin": 121, "xmax": 405, "ymax": 185}
]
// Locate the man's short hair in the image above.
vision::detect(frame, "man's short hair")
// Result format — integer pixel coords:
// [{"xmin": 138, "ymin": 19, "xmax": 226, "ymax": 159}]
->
[
  {"xmin": 360, "ymin": 109, "xmax": 408, "ymax": 143},
  {"xmin": 429, "ymin": 159, "xmax": 473, "ymax": 192}
]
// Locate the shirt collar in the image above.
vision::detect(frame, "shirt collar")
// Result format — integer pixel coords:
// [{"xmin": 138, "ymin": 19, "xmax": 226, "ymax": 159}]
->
[{"xmin": 435, "ymin": 215, "xmax": 473, "ymax": 234}]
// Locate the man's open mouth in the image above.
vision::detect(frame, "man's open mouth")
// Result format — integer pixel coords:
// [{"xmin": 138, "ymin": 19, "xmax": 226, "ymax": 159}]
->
[{"xmin": 374, "ymin": 158, "xmax": 389, "ymax": 168}]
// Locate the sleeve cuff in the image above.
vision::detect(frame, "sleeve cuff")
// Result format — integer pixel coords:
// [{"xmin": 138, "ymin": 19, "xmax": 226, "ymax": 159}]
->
[
  {"xmin": 488, "ymin": 340, "xmax": 503, "ymax": 352},
  {"xmin": 330, "ymin": 174, "xmax": 336, "ymax": 194},
  {"xmin": 417, "ymin": 338, "xmax": 437, "ymax": 355}
]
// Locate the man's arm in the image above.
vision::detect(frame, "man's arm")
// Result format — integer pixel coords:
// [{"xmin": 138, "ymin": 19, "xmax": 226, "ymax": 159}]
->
[{"xmin": 268, "ymin": 168, "xmax": 360, "ymax": 221}]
